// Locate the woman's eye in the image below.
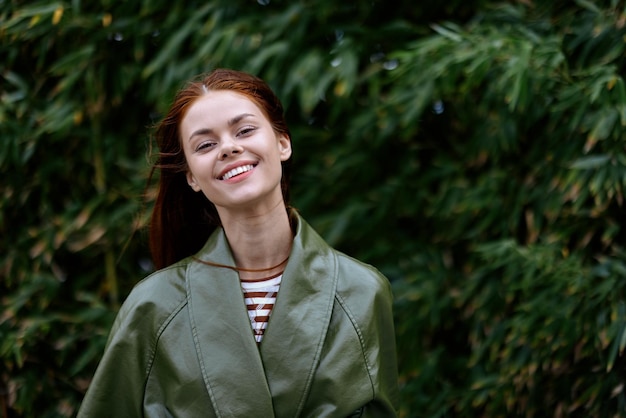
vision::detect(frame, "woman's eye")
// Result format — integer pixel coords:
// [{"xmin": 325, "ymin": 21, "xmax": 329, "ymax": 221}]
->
[
  {"xmin": 196, "ymin": 141, "xmax": 216, "ymax": 152},
  {"xmin": 238, "ymin": 126, "xmax": 256, "ymax": 136}
]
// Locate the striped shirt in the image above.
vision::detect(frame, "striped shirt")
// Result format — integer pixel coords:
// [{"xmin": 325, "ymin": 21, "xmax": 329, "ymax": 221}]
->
[{"xmin": 240, "ymin": 273, "xmax": 282, "ymax": 343}]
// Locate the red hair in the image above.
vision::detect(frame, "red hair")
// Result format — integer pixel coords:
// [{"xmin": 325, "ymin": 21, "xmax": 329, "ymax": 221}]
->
[{"xmin": 148, "ymin": 69, "xmax": 292, "ymax": 270}]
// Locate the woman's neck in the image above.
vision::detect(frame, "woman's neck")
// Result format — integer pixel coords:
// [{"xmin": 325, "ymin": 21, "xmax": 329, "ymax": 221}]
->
[{"xmin": 218, "ymin": 201, "xmax": 293, "ymax": 281}]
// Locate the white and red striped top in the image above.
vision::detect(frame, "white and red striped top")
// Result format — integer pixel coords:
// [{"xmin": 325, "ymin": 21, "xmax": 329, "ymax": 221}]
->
[{"xmin": 240, "ymin": 273, "xmax": 282, "ymax": 343}]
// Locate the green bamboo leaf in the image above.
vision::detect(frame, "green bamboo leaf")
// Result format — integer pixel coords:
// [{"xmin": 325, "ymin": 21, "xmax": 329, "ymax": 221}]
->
[
  {"xmin": 430, "ymin": 23, "xmax": 463, "ymax": 42},
  {"xmin": 0, "ymin": 3, "xmax": 62, "ymax": 31},
  {"xmin": 615, "ymin": 77, "xmax": 626, "ymax": 126},
  {"xmin": 141, "ymin": 3, "xmax": 215, "ymax": 79},
  {"xmin": 48, "ymin": 45, "xmax": 95, "ymax": 75},
  {"xmin": 69, "ymin": 338, "xmax": 107, "ymax": 376},
  {"xmin": 574, "ymin": 0, "xmax": 601, "ymax": 13},
  {"xmin": 504, "ymin": 41, "xmax": 532, "ymax": 111},
  {"xmin": 590, "ymin": 108, "xmax": 619, "ymax": 141},
  {"xmin": 607, "ymin": 302, "xmax": 626, "ymax": 371},
  {"xmin": 569, "ymin": 154, "xmax": 610, "ymax": 169},
  {"xmin": 616, "ymin": 317, "xmax": 626, "ymax": 356}
]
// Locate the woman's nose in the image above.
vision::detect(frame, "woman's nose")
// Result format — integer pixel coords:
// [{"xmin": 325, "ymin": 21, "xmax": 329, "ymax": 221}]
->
[{"xmin": 218, "ymin": 137, "xmax": 243, "ymax": 160}]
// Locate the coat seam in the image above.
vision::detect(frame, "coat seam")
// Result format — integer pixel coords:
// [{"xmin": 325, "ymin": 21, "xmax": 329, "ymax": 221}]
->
[
  {"xmin": 143, "ymin": 297, "xmax": 188, "ymax": 401},
  {"xmin": 334, "ymin": 291, "xmax": 376, "ymax": 401}
]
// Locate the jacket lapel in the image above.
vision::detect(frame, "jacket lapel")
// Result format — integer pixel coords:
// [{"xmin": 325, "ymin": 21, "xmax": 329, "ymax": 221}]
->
[
  {"xmin": 186, "ymin": 230, "xmax": 275, "ymax": 417},
  {"xmin": 259, "ymin": 216, "xmax": 338, "ymax": 417}
]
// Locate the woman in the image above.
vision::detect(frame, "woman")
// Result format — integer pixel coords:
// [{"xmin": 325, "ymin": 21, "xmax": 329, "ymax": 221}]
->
[{"xmin": 78, "ymin": 69, "xmax": 399, "ymax": 417}]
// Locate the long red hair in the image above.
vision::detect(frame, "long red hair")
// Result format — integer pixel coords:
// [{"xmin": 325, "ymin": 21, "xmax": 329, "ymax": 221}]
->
[{"xmin": 148, "ymin": 69, "xmax": 292, "ymax": 270}]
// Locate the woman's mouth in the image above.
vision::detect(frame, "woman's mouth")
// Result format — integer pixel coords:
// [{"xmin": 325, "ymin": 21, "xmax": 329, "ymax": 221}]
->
[{"xmin": 220, "ymin": 164, "xmax": 256, "ymax": 181}]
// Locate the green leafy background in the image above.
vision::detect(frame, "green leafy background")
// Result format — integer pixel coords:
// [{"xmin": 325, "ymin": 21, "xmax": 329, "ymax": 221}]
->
[{"xmin": 1, "ymin": 1, "xmax": 625, "ymax": 417}]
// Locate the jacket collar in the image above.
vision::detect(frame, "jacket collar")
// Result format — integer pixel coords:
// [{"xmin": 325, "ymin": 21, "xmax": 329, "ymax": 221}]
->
[{"xmin": 185, "ymin": 214, "xmax": 338, "ymax": 417}]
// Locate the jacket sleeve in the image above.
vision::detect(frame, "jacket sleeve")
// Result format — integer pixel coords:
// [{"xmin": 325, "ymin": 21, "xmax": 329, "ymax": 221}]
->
[
  {"xmin": 77, "ymin": 295, "xmax": 156, "ymax": 418},
  {"xmin": 362, "ymin": 274, "xmax": 400, "ymax": 417}
]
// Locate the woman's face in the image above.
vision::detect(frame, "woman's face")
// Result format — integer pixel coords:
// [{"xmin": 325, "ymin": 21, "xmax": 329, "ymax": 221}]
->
[{"xmin": 181, "ymin": 90, "xmax": 291, "ymax": 215}]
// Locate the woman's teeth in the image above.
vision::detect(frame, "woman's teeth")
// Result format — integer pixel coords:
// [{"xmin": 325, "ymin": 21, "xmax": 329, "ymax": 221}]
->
[{"xmin": 221, "ymin": 164, "xmax": 254, "ymax": 180}]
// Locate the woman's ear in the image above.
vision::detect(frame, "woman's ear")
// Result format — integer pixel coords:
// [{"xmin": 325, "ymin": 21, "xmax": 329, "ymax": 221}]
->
[
  {"xmin": 186, "ymin": 171, "xmax": 202, "ymax": 192},
  {"xmin": 278, "ymin": 134, "xmax": 292, "ymax": 161}
]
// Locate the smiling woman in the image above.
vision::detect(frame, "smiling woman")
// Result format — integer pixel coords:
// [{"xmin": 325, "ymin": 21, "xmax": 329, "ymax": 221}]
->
[
  {"xmin": 148, "ymin": 70, "xmax": 294, "ymax": 270},
  {"xmin": 182, "ymin": 90, "xmax": 292, "ymax": 226},
  {"xmin": 77, "ymin": 69, "xmax": 399, "ymax": 417}
]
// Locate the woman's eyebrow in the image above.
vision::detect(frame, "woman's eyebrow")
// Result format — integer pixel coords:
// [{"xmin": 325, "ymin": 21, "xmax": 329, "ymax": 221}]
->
[
  {"xmin": 228, "ymin": 113, "xmax": 255, "ymax": 126},
  {"xmin": 188, "ymin": 128, "xmax": 213, "ymax": 141},
  {"xmin": 188, "ymin": 113, "xmax": 256, "ymax": 142}
]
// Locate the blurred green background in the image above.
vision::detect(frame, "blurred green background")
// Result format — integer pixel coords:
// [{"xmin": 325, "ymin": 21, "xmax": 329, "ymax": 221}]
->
[{"xmin": 1, "ymin": 0, "xmax": 625, "ymax": 416}]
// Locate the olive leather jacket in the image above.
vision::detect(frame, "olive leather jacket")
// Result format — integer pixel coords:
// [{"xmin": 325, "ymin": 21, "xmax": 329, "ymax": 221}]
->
[{"xmin": 78, "ymin": 215, "xmax": 399, "ymax": 417}]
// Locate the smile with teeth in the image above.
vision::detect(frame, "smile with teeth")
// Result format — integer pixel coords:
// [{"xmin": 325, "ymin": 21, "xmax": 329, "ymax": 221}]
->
[{"xmin": 220, "ymin": 164, "xmax": 255, "ymax": 180}]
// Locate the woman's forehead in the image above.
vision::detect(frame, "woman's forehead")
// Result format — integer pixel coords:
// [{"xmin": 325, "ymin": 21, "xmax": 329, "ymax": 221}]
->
[{"xmin": 185, "ymin": 91, "xmax": 265, "ymax": 122}]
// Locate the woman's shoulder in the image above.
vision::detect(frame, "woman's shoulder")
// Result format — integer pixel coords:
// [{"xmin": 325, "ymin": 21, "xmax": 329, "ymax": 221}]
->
[
  {"xmin": 112, "ymin": 258, "xmax": 191, "ymax": 333},
  {"xmin": 331, "ymin": 250, "xmax": 394, "ymax": 328},
  {"xmin": 331, "ymin": 250, "xmax": 395, "ymax": 342},
  {"xmin": 296, "ymin": 214, "xmax": 391, "ymax": 300},
  {"xmin": 129, "ymin": 258, "xmax": 189, "ymax": 301},
  {"xmin": 333, "ymin": 250, "xmax": 391, "ymax": 295},
  {"xmin": 136, "ymin": 256, "xmax": 190, "ymax": 289}
]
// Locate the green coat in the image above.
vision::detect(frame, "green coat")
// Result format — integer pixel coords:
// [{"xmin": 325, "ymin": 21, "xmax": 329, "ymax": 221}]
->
[{"xmin": 78, "ymin": 215, "xmax": 399, "ymax": 417}]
